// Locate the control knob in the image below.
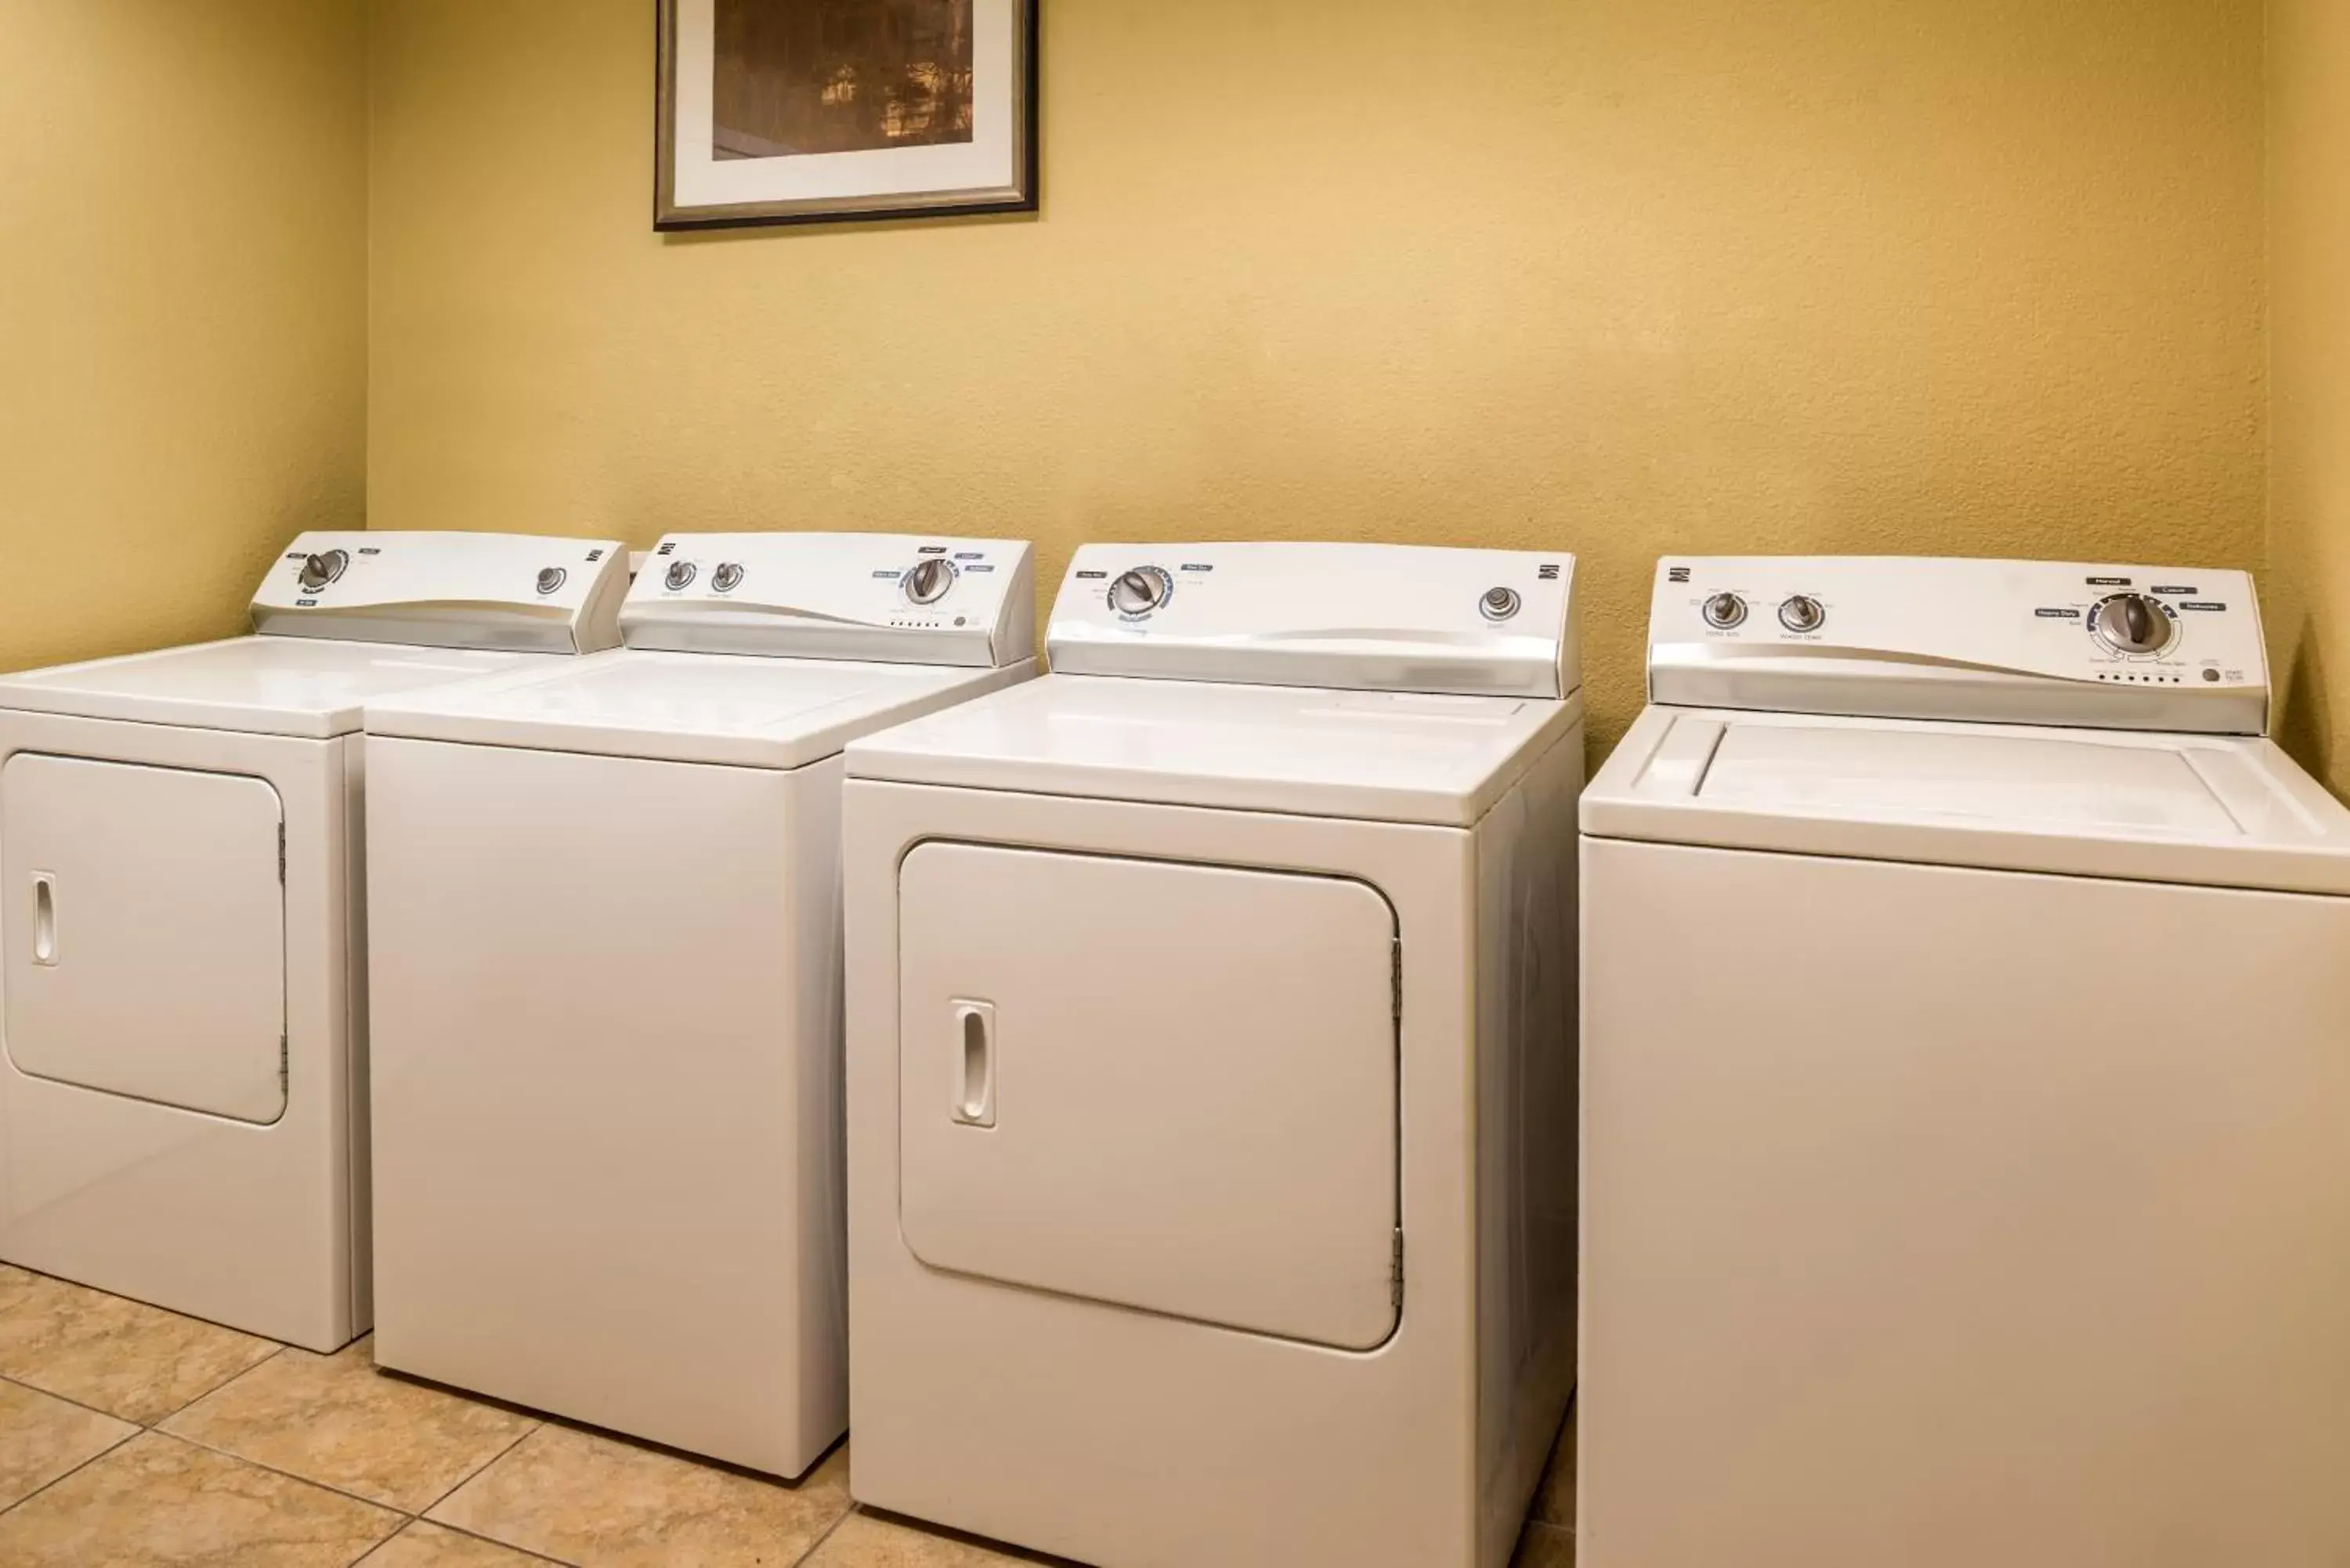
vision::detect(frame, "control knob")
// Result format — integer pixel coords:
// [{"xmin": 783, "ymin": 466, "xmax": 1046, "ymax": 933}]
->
[
  {"xmin": 1702, "ymin": 591, "xmax": 1748, "ymax": 630},
  {"xmin": 1778, "ymin": 594, "xmax": 1825, "ymax": 634},
  {"xmin": 1480, "ymin": 587, "xmax": 1521, "ymax": 622},
  {"xmin": 903, "ymin": 558, "xmax": 956, "ymax": 605},
  {"xmin": 663, "ymin": 560, "xmax": 697, "ymax": 591},
  {"xmin": 534, "ymin": 567, "xmax": 566, "ymax": 596},
  {"xmin": 711, "ymin": 562, "xmax": 745, "ymax": 594},
  {"xmin": 297, "ymin": 549, "xmax": 349, "ymax": 592},
  {"xmin": 1109, "ymin": 566, "xmax": 1172, "ymax": 616},
  {"xmin": 2094, "ymin": 593, "xmax": 2174, "ymax": 656}
]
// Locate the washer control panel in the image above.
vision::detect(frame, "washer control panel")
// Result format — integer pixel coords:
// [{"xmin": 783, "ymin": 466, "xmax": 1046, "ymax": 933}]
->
[
  {"xmin": 1047, "ymin": 541, "xmax": 1580, "ymax": 699},
  {"xmin": 620, "ymin": 532, "xmax": 1036, "ymax": 668},
  {"xmin": 1650, "ymin": 556, "xmax": 2269, "ymax": 735},
  {"xmin": 250, "ymin": 531, "xmax": 628, "ymax": 653}
]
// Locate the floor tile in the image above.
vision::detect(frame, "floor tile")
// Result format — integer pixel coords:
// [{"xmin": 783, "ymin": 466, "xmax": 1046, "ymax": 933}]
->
[
  {"xmin": 427, "ymin": 1424, "xmax": 852, "ymax": 1567},
  {"xmin": 1531, "ymin": 1398, "xmax": 1575, "ymax": 1527},
  {"xmin": 163, "ymin": 1335, "xmax": 537, "ymax": 1512},
  {"xmin": 0, "ymin": 1429, "xmax": 400, "ymax": 1566},
  {"xmin": 0, "ymin": 1264, "xmax": 280, "ymax": 1424},
  {"xmin": 1513, "ymin": 1520, "xmax": 1577, "ymax": 1568},
  {"xmin": 0, "ymin": 1377, "xmax": 138, "ymax": 1509},
  {"xmin": 362, "ymin": 1520, "xmax": 556, "ymax": 1566},
  {"xmin": 803, "ymin": 1511, "xmax": 1045, "ymax": 1566}
]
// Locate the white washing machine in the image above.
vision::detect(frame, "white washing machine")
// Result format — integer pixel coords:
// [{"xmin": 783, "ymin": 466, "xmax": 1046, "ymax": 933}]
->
[
  {"xmin": 0, "ymin": 532, "xmax": 627, "ymax": 1349},
  {"xmin": 361, "ymin": 531, "xmax": 1036, "ymax": 1479},
  {"xmin": 1580, "ymin": 558, "xmax": 2350, "ymax": 1568},
  {"xmin": 844, "ymin": 541, "xmax": 1583, "ymax": 1568}
]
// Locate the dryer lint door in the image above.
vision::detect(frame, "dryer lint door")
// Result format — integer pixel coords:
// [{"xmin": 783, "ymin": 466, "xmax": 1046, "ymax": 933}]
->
[
  {"xmin": 898, "ymin": 843, "xmax": 1402, "ymax": 1351},
  {"xmin": 2, "ymin": 755, "xmax": 287, "ymax": 1124}
]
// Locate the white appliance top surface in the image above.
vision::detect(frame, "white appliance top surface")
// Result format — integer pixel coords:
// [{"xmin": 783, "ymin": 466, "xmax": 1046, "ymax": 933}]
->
[
  {"xmin": 0, "ymin": 637, "xmax": 547, "ymax": 740},
  {"xmin": 1649, "ymin": 555, "xmax": 2269, "ymax": 735},
  {"xmin": 362, "ymin": 649, "xmax": 1036, "ymax": 769},
  {"xmin": 1583, "ymin": 704, "xmax": 2350, "ymax": 896},
  {"xmin": 1046, "ymin": 540, "xmax": 1579, "ymax": 699},
  {"xmin": 844, "ymin": 671, "xmax": 1582, "ymax": 826}
]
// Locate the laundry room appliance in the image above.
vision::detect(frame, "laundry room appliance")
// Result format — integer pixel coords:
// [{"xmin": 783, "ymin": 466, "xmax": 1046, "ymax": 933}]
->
[
  {"xmin": 842, "ymin": 541, "xmax": 1583, "ymax": 1568},
  {"xmin": 1579, "ymin": 557, "xmax": 2350, "ymax": 1568},
  {"xmin": 362, "ymin": 531, "xmax": 1037, "ymax": 1479},
  {"xmin": 0, "ymin": 532, "xmax": 627, "ymax": 1350}
]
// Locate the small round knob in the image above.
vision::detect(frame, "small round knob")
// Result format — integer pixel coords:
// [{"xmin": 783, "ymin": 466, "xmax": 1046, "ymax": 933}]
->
[
  {"xmin": 903, "ymin": 558, "xmax": 956, "ymax": 605},
  {"xmin": 711, "ymin": 562, "xmax": 745, "ymax": 594},
  {"xmin": 663, "ymin": 560, "xmax": 697, "ymax": 591},
  {"xmin": 1109, "ymin": 567, "xmax": 1171, "ymax": 617},
  {"xmin": 2094, "ymin": 593, "xmax": 2173, "ymax": 656},
  {"xmin": 297, "ymin": 549, "xmax": 349, "ymax": 592},
  {"xmin": 1778, "ymin": 594, "xmax": 1824, "ymax": 634},
  {"xmin": 1702, "ymin": 592, "xmax": 1748, "ymax": 630},
  {"xmin": 534, "ymin": 567, "xmax": 566, "ymax": 597},
  {"xmin": 1480, "ymin": 587, "xmax": 1521, "ymax": 622}
]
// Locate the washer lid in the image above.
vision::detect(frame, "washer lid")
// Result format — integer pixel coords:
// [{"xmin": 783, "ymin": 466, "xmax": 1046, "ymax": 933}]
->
[
  {"xmin": 0, "ymin": 637, "xmax": 549, "ymax": 739},
  {"xmin": 1582, "ymin": 705, "xmax": 2350, "ymax": 895},
  {"xmin": 844, "ymin": 671, "xmax": 1582, "ymax": 826},
  {"xmin": 361, "ymin": 649, "xmax": 1038, "ymax": 768}
]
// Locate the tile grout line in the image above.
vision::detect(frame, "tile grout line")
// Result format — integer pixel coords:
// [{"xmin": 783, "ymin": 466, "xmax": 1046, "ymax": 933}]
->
[
  {"xmin": 0, "ymin": 1367, "xmax": 155, "ymax": 1430},
  {"xmin": 0, "ymin": 1419, "xmax": 140, "ymax": 1522},
  {"xmin": 147, "ymin": 1342, "xmax": 291, "ymax": 1429},
  {"xmin": 786, "ymin": 1496, "xmax": 863, "ymax": 1567},
  {"xmin": 408, "ymin": 1415, "xmax": 544, "ymax": 1523},
  {"xmin": 139, "ymin": 1428, "xmax": 414, "ymax": 1523}
]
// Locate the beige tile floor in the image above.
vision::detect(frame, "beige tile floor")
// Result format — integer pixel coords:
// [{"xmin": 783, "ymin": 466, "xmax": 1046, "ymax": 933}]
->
[{"xmin": 0, "ymin": 1262, "xmax": 1577, "ymax": 1566}]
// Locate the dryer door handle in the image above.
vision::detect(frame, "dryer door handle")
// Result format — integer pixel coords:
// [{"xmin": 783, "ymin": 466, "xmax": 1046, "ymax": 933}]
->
[
  {"xmin": 30, "ymin": 873, "xmax": 57, "ymax": 966},
  {"xmin": 953, "ymin": 999, "xmax": 997, "ymax": 1128}
]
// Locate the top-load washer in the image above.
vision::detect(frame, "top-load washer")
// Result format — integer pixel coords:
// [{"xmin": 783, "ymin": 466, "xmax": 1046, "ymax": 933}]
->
[
  {"xmin": 0, "ymin": 532, "xmax": 627, "ymax": 1349},
  {"xmin": 843, "ymin": 541, "xmax": 1583, "ymax": 1568},
  {"xmin": 1580, "ymin": 558, "xmax": 2350, "ymax": 1568},
  {"xmin": 362, "ymin": 530, "xmax": 1036, "ymax": 1479}
]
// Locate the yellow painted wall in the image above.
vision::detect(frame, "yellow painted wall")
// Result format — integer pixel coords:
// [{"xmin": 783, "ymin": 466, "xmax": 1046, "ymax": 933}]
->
[
  {"xmin": 2267, "ymin": 0, "xmax": 2350, "ymax": 798},
  {"xmin": 0, "ymin": 2, "xmax": 367, "ymax": 674},
  {"xmin": 367, "ymin": 0, "xmax": 2266, "ymax": 746}
]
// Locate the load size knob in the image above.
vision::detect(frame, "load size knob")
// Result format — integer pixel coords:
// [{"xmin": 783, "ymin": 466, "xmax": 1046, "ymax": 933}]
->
[
  {"xmin": 1109, "ymin": 566, "xmax": 1172, "ymax": 616},
  {"xmin": 2093, "ymin": 593, "xmax": 2175, "ymax": 656},
  {"xmin": 1779, "ymin": 594, "xmax": 1825, "ymax": 634},
  {"xmin": 297, "ymin": 549, "xmax": 349, "ymax": 592},
  {"xmin": 1702, "ymin": 591, "xmax": 1748, "ymax": 630},
  {"xmin": 902, "ymin": 558, "xmax": 956, "ymax": 605}
]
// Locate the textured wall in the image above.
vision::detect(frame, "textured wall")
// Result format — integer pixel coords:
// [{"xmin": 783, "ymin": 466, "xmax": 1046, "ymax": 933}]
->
[
  {"xmin": 2268, "ymin": 0, "xmax": 2350, "ymax": 798},
  {"xmin": 0, "ymin": 2, "xmax": 367, "ymax": 674},
  {"xmin": 368, "ymin": 0, "xmax": 2267, "ymax": 747}
]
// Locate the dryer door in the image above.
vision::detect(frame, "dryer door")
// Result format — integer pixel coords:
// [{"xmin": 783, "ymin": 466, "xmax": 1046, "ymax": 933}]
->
[
  {"xmin": 898, "ymin": 842, "xmax": 1402, "ymax": 1350},
  {"xmin": 2, "ymin": 755, "xmax": 287, "ymax": 1124}
]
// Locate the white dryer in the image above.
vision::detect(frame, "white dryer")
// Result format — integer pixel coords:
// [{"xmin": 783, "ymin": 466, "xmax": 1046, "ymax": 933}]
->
[
  {"xmin": 361, "ymin": 531, "xmax": 1036, "ymax": 1479},
  {"xmin": 0, "ymin": 532, "xmax": 627, "ymax": 1349},
  {"xmin": 844, "ymin": 542, "xmax": 1583, "ymax": 1568},
  {"xmin": 1580, "ymin": 558, "xmax": 2350, "ymax": 1568}
]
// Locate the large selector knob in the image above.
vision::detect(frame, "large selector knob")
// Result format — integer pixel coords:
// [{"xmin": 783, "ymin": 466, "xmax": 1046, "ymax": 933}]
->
[
  {"xmin": 1702, "ymin": 591, "xmax": 1748, "ymax": 630},
  {"xmin": 297, "ymin": 549, "xmax": 349, "ymax": 592},
  {"xmin": 902, "ymin": 557, "xmax": 956, "ymax": 605},
  {"xmin": 1779, "ymin": 594, "xmax": 1825, "ymax": 634},
  {"xmin": 711, "ymin": 562, "xmax": 746, "ymax": 594},
  {"xmin": 1109, "ymin": 565, "xmax": 1172, "ymax": 616},
  {"xmin": 663, "ymin": 559, "xmax": 697, "ymax": 591},
  {"xmin": 2094, "ymin": 593, "xmax": 2174, "ymax": 656}
]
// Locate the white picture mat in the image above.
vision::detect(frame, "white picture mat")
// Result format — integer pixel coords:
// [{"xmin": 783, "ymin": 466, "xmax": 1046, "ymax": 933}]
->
[{"xmin": 673, "ymin": 0, "xmax": 1019, "ymax": 208}]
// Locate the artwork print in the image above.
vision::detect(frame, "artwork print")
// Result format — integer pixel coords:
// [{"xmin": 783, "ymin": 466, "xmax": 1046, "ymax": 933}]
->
[{"xmin": 657, "ymin": 0, "xmax": 1037, "ymax": 229}]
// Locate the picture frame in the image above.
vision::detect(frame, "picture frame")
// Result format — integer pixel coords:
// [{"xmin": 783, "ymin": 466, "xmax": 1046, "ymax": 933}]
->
[{"xmin": 655, "ymin": 0, "xmax": 1039, "ymax": 231}]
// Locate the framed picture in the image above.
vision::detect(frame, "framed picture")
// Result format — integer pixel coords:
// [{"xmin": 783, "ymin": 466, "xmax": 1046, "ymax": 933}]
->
[{"xmin": 656, "ymin": 0, "xmax": 1039, "ymax": 230}]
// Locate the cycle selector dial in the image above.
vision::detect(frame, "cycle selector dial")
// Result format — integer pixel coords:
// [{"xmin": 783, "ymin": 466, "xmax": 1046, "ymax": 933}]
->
[
  {"xmin": 902, "ymin": 558, "xmax": 956, "ymax": 605},
  {"xmin": 1109, "ymin": 565, "xmax": 1173, "ymax": 617},
  {"xmin": 1778, "ymin": 594, "xmax": 1825, "ymax": 634},
  {"xmin": 663, "ymin": 560, "xmax": 697, "ymax": 591},
  {"xmin": 298, "ymin": 550, "xmax": 349, "ymax": 592},
  {"xmin": 1702, "ymin": 591, "xmax": 1748, "ymax": 630},
  {"xmin": 2092, "ymin": 593, "xmax": 2175, "ymax": 656}
]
